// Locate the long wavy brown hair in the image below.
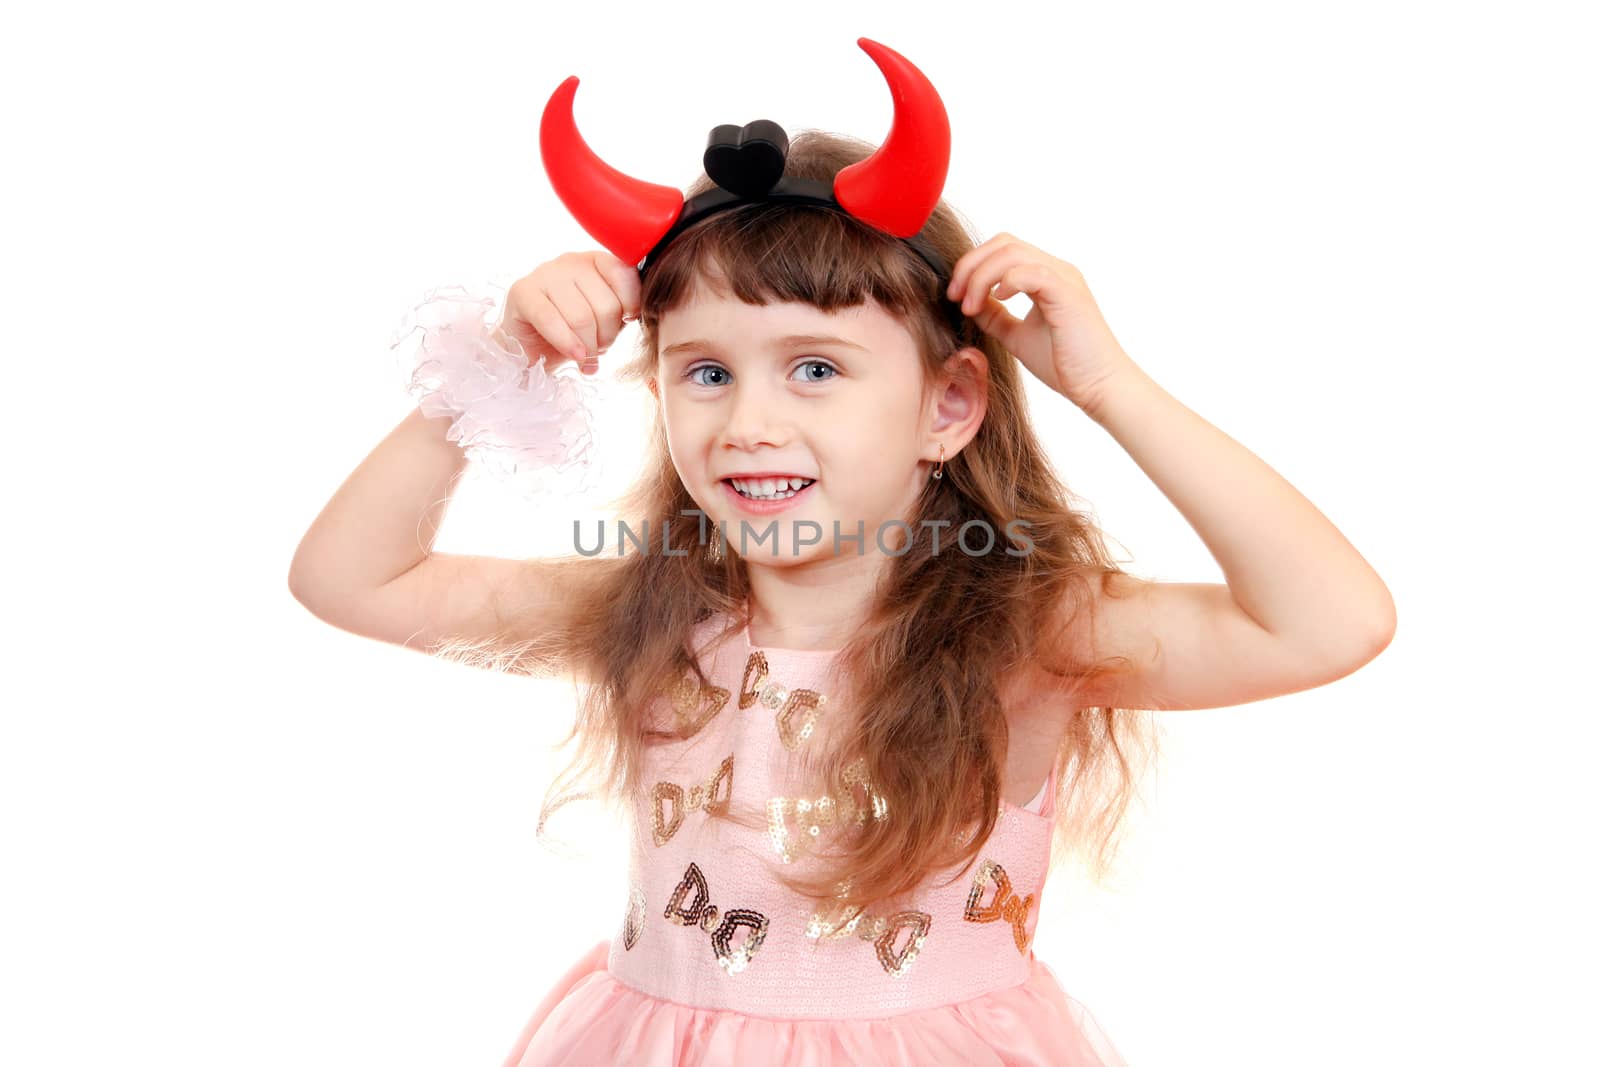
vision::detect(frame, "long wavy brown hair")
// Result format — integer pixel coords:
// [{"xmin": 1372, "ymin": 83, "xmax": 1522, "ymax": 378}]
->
[{"xmin": 437, "ymin": 130, "xmax": 1160, "ymax": 922}]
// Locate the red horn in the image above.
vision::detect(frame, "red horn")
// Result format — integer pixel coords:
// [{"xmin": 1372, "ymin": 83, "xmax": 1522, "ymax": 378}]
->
[
  {"xmin": 539, "ymin": 76, "xmax": 685, "ymax": 267},
  {"xmin": 832, "ymin": 39, "xmax": 951, "ymax": 239}
]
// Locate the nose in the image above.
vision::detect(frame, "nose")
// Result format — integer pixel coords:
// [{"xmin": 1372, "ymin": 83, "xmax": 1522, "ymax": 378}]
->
[{"xmin": 718, "ymin": 376, "xmax": 789, "ymax": 451}]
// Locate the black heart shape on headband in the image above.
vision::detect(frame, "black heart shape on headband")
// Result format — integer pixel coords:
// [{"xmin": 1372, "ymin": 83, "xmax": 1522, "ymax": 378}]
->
[{"xmin": 704, "ymin": 120, "xmax": 789, "ymax": 200}]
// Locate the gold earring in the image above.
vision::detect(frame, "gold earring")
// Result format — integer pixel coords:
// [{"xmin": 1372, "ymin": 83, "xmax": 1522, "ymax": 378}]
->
[
  {"xmin": 707, "ymin": 528, "xmax": 725, "ymax": 564},
  {"xmin": 932, "ymin": 443, "xmax": 945, "ymax": 481}
]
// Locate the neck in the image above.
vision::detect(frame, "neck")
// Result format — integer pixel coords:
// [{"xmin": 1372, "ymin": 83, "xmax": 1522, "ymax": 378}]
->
[{"xmin": 742, "ymin": 556, "xmax": 883, "ymax": 650}]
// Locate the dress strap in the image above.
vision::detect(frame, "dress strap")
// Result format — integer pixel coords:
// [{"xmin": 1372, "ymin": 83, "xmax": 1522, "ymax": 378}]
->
[
  {"xmin": 1019, "ymin": 761, "xmax": 1058, "ymax": 816},
  {"xmin": 1037, "ymin": 761, "xmax": 1059, "ymax": 818}
]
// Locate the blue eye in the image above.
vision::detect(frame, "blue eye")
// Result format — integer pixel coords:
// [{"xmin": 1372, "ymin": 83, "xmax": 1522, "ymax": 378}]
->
[
  {"xmin": 793, "ymin": 360, "xmax": 838, "ymax": 383},
  {"xmin": 685, "ymin": 364, "xmax": 731, "ymax": 387},
  {"xmin": 682, "ymin": 360, "xmax": 839, "ymax": 387}
]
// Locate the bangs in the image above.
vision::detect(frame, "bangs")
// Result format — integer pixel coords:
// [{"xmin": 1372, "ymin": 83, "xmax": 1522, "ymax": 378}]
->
[{"xmin": 640, "ymin": 203, "xmax": 948, "ymax": 330}]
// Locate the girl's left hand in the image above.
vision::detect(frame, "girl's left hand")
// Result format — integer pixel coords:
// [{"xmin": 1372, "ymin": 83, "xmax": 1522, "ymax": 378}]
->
[{"xmin": 946, "ymin": 233, "xmax": 1138, "ymax": 414}]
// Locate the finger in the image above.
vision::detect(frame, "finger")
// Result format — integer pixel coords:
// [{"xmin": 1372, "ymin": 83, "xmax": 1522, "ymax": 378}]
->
[
  {"xmin": 592, "ymin": 251, "xmax": 644, "ymax": 322},
  {"xmin": 542, "ymin": 279, "xmax": 601, "ymax": 363},
  {"xmin": 573, "ymin": 262, "xmax": 624, "ymax": 359},
  {"xmin": 957, "ymin": 244, "xmax": 1035, "ymax": 316},
  {"xmin": 498, "ymin": 283, "xmax": 550, "ymax": 354},
  {"xmin": 946, "ymin": 231, "xmax": 1017, "ymax": 303},
  {"xmin": 970, "ymin": 274, "xmax": 1026, "ymax": 351},
  {"xmin": 517, "ymin": 285, "xmax": 589, "ymax": 366}
]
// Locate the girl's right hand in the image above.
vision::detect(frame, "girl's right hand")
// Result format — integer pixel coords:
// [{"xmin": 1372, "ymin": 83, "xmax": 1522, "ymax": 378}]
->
[{"xmin": 494, "ymin": 251, "xmax": 643, "ymax": 377}]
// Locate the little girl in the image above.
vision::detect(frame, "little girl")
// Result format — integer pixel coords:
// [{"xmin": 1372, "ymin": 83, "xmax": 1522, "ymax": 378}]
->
[{"xmin": 289, "ymin": 39, "xmax": 1395, "ymax": 1067}]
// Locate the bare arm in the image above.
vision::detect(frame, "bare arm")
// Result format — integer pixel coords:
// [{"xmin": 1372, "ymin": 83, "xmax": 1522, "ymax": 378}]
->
[
  {"xmin": 1055, "ymin": 364, "xmax": 1396, "ymax": 712},
  {"xmin": 288, "ymin": 252, "xmax": 641, "ymax": 670},
  {"xmin": 288, "ymin": 405, "xmax": 600, "ymax": 672},
  {"xmin": 288, "ymin": 405, "xmax": 466, "ymax": 606}
]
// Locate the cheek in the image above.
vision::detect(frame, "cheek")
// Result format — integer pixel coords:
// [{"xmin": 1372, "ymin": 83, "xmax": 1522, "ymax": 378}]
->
[
  {"xmin": 823, "ymin": 438, "xmax": 918, "ymax": 505},
  {"xmin": 659, "ymin": 405, "xmax": 702, "ymax": 462}
]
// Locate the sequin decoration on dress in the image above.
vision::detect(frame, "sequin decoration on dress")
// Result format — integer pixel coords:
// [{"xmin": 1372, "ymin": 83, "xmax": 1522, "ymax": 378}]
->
[
  {"xmin": 501, "ymin": 607, "xmax": 1134, "ymax": 1067},
  {"xmin": 766, "ymin": 755, "xmax": 887, "ymax": 864},
  {"xmin": 739, "ymin": 650, "xmax": 828, "ymax": 749},
  {"xmin": 620, "ymin": 883, "xmax": 645, "ymax": 950},
  {"xmin": 650, "ymin": 754, "xmax": 734, "ymax": 846},
  {"xmin": 666, "ymin": 673, "xmax": 729, "ymax": 740},
  {"xmin": 964, "ymin": 858, "xmax": 1038, "ymax": 954},
  {"xmin": 663, "ymin": 861, "xmax": 771, "ymax": 975},
  {"xmin": 804, "ymin": 902, "xmax": 934, "ymax": 978}
]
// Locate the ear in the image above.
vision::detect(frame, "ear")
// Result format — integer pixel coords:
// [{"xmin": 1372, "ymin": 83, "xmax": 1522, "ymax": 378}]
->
[{"xmin": 924, "ymin": 345, "xmax": 988, "ymax": 463}]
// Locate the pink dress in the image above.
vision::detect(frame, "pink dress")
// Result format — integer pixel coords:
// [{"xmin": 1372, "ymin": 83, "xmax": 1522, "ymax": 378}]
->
[{"xmin": 500, "ymin": 612, "xmax": 1131, "ymax": 1066}]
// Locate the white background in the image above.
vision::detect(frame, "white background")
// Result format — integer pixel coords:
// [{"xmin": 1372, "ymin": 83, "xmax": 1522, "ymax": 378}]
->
[{"xmin": 4, "ymin": 1, "xmax": 1595, "ymax": 1064}]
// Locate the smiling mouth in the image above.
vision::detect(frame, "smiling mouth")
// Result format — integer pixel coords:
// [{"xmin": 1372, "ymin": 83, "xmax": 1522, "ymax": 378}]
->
[{"xmin": 723, "ymin": 477, "xmax": 817, "ymax": 501}]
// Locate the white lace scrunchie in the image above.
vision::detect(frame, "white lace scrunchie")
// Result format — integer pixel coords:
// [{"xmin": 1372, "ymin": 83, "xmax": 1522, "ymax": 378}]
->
[{"xmin": 389, "ymin": 278, "xmax": 603, "ymax": 498}]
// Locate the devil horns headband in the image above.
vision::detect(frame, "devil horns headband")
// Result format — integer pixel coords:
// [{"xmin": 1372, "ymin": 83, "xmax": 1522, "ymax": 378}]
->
[{"xmin": 538, "ymin": 38, "xmax": 955, "ymax": 286}]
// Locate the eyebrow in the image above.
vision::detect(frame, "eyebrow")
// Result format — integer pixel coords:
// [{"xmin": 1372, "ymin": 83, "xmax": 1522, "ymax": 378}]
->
[{"xmin": 661, "ymin": 334, "xmax": 870, "ymax": 360}]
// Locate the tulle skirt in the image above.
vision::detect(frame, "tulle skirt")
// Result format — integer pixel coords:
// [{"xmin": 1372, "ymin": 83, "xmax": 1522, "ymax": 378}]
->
[{"xmin": 500, "ymin": 939, "xmax": 1131, "ymax": 1066}]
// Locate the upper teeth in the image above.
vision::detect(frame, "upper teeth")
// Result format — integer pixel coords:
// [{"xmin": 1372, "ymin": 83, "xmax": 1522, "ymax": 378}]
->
[{"xmin": 730, "ymin": 477, "xmax": 813, "ymax": 498}]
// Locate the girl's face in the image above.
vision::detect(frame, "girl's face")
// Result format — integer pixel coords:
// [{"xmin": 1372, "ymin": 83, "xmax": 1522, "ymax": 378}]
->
[{"xmin": 652, "ymin": 282, "xmax": 938, "ymax": 565}]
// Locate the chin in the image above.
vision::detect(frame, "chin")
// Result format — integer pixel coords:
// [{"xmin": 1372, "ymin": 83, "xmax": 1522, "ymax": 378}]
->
[
  {"xmin": 740, "ymin": 546, "xmax": 824, "ymax": 568},
  {"xmin": 733, "ymin": 528, "xmax": 848, "ymax": 566}
]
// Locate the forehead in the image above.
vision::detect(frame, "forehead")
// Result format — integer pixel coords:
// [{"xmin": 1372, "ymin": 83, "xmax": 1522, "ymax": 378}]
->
[{"xmin": 657, "ymin": 279, "xmax": 918, "ymax": 359}]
